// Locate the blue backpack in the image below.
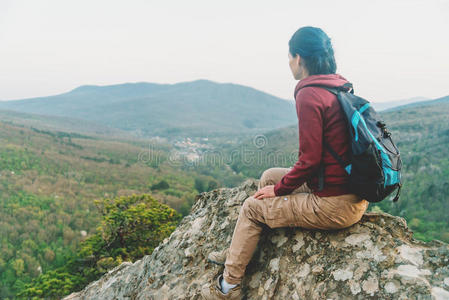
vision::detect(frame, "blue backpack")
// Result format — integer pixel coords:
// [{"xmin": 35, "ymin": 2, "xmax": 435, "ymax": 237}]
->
[{"xmin": 298, "ymin": 83, "xmax": 402, "ymax": 203}]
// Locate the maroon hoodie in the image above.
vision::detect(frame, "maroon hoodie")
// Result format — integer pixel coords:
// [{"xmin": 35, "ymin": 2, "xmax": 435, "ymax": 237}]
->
[{"xmin": 273, "ymin": 74, "xmax": 352, "ymax": 197}]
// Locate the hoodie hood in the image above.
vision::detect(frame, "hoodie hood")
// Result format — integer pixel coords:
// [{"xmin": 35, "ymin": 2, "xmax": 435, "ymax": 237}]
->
[{"xmin": 294, "ymin": 74, "xmax": 350, "ymax": 97}]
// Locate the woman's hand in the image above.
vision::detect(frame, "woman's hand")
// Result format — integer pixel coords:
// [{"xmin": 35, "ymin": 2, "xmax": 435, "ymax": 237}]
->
[{"xmin": 253, "ymin": 185, "xmax": 276, "ymax": 200}]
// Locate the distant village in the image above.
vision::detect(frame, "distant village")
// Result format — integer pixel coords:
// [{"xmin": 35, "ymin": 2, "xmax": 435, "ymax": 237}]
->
[{"xmin": 172, "ymin": 137, "xmax": 214, "ymax": 162}]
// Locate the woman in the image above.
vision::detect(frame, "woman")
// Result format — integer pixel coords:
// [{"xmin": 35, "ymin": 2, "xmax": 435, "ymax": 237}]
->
[{"xmin": 201, "ymin": 26, "xmax": 369, "ymax": 300}]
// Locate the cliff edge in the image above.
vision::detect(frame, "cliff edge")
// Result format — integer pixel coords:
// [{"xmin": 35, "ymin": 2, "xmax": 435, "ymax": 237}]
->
[{"xmin": 64, "ymin": 179, "xmax": 449, "ymax": 299}]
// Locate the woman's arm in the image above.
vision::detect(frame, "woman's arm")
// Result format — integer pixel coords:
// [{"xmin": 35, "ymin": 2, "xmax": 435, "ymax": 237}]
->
[{"xmin": 273, "ymin": 87, "xmax": 324, "ymax": 196}]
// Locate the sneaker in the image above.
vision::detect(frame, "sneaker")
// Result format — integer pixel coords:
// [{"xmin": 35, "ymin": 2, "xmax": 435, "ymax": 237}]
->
[
  {"xmin": 200, "ymin": 274, "xmax": 241, "ymax": 300},
  {"xmin": 207, "ymin": 248, "xmax": 229, "ymax": 265}
]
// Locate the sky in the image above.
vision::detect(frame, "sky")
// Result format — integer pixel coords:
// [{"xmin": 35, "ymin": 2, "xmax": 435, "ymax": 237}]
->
[{"xmin": 0, "ymin": 0, "xmax": 448, "ymax": 102}]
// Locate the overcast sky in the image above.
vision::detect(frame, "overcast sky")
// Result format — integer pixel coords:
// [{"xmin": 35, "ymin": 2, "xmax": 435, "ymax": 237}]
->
[{"xmin": 1, "ymin": 0, "xmax": 448, "ymax": 102}]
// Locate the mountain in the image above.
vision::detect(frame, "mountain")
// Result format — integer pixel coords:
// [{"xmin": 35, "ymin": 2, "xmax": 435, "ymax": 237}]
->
[
  {"xmin": 63, "ymin": 179, "xmax": 449, "ymax": 299},
  {"xmin": 371, "ymin": 96, "xmax": 428, "ymax": 111},
  {"xmin": 217, "ymin": 94, "xmax": 449, "ymax": 243},
  {"xmin": 383, "ymin": 94, "xmax": 449, "ymax": 112},
  {"xmin": 0, "ymin": 80, "xmax": 296, "ymax": 138}
]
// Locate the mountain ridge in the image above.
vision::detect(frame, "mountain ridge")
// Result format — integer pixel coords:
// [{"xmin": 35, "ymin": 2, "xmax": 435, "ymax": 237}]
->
[
  {"xmin": 371, "ymin": 96, "xmax": 429, "ymax": 111},
  {"xmin": 0, "ymin": 80, "xmax": 296, "ymax": 138},
  {"xmin": 1, "ymin": 79, "xmax": 446, "ymax": 139},
  {"xmin": 383, "ymin": 94, "xmax": 449, "ymax": 112}
]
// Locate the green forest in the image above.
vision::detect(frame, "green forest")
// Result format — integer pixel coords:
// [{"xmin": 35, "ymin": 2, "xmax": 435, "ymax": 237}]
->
[
  {"xmin": 0, "ymin": 121, "xmax": 243, "ymax": 299},
  {"xmin": 1, "ymin": 97, "xmax": 448, "ymax": 299},
  {"xmin": 18, "ymin": 193, "xmax": 181, "ymax": 299},
  {"xmin": 375, "ymin": 101, "xmax": 449, "ymax": 242}
]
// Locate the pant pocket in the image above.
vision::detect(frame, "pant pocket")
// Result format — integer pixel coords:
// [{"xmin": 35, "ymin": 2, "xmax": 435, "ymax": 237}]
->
[{"xmin": 263, "ymin": 197, "xmax": 290, "ymax": 228}]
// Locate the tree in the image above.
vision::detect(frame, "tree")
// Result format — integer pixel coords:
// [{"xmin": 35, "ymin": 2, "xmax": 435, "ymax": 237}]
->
[
  {"xmin": 150, "ymin": 180, "xmax": 170, "ymax": 190},
  {"xmin": 11, "ymin": 259, "xmax": 24, "ymax": 277},
  {"xmin": 18, "ymin": 193, "xmax": 181, "ymax": 299},
  {"xmin": 194, "ymin": 177, "xmax": 205, "ymax": 193},
  {"xmin": 93, "ymin": 194, "xmax": 181, "ymax": 259},
  {"xmin": 207, "ymin": 180, "xmax": 218, "ymax": 191}
]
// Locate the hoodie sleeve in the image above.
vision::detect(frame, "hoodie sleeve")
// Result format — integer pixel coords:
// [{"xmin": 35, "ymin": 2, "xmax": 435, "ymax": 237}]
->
[{"xmin": 273, "ymin": 87, "xmax": 324, "ymax": 196}]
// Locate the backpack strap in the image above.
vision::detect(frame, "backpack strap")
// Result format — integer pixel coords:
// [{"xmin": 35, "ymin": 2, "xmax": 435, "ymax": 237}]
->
[
  {"xmin": 392, "ymin": 184, "xmax": 402, "ymax": 202},
  {"xmin": 317, "ymin": 125, "xmax": 326, "ymax": 191},
  {"xmin": 294, "ymin": 82, "xmax": 354, "ymax": 99},
  {"xmin": 318, "ymin": 164, "xmax": 325, "ymax": 191},
  {"xmin": 317, "ymin": 141, "xmax": 349, "ymax": 192},
  {"xmin": 323, "ymin": 141, "xmax": 347, "ymax": 170},
  {"xmin": 298, "ymin": 83, "xmax": 353, "ymax": 191}
]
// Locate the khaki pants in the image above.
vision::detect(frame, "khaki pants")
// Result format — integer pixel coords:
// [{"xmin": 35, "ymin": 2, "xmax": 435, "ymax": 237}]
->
[{"xmin": 223, "ymin": 167, "xmax": 369, "ymax": 285}]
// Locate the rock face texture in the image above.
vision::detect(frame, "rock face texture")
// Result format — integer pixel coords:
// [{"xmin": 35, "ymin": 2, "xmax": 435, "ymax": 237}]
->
[{"xmin": 64, "ymin": 179, "xmax": 449, "ymax": 300}]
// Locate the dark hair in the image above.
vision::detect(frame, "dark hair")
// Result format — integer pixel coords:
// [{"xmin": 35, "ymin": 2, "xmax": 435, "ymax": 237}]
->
[{"xmin": 288, "ymin": 26, "xmax": 337, "ymax": 75}]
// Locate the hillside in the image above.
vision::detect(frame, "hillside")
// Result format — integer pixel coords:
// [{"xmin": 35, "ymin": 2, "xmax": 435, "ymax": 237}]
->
[
  {"xmin": 219, "ymin": 95, "xmax": 449, "ymax": 243},
  {"xmin": 0, "ymin": 121, "xmax": 244, "ymax": 299},
  {"xmin": 2, "ymin": 87, "xmax": 448, "ymax": 298},
  {"xmin": 0, "ymin": 80, "xmax": 296, "ymax": 138},
  {"xmin": 0, "ymin": 109, "xmax": 126, "ymax": 138},
  {"xmin": 64, "ymin": 179, "xmax": 449, "ymax": 299},
  {"xmin": 378, "ymin": 95, "xmax": 449, "ymax": 241}
]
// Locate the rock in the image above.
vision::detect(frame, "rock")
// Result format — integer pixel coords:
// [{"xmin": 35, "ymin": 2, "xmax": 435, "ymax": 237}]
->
[
  {"xmin": 64, "ymin": 179, "xmax": 449, "ymax": 300},
  {"xmin": 332, "ymin": 268, "xmax": 353, "ymax": 281}
]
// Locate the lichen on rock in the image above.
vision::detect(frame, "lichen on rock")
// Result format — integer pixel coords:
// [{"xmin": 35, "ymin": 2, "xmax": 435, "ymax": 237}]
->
[{"xmin": 64, "ymin": 179, "xmax": 449, "ymax": 300}]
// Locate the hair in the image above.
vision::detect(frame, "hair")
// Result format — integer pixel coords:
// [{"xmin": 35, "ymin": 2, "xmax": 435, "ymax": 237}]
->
[{"xmin": 288, "ymin": 26, "xmax": 337, "ymax": 75}]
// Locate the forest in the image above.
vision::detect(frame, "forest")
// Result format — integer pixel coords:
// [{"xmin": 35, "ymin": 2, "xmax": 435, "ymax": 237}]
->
[
  {"xmin": 0, "ymin": 121, "xmax": 243, "ymax": 299},
  {"xmin": 1, "ymin": 97, "xmax": 448, "ymax": 298}
]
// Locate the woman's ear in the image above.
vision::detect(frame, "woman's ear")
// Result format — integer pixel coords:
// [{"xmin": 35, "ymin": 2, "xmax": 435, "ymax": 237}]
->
[{"xmin": 296, "ymin": 55, "xmax": 302, "ymax": 67}]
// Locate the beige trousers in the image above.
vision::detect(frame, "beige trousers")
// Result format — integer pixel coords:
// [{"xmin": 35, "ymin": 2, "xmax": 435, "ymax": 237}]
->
[{"xmin": 223, "ymin": 167, "xmax": 369, "ymax": 285}]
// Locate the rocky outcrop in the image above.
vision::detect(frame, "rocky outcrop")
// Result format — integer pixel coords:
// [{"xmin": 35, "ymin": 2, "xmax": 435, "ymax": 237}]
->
[{"xmin": 64, "ymin": 179, "xmax": 449, "ymax": 300}]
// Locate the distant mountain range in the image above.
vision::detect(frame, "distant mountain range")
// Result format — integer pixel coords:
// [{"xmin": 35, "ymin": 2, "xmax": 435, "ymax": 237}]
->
[
  {"xmin": 371, "ymin": 96, "xmax": 429, "ymax": 111},
  {"xmin": 382, "ymin": 94, "xmax": 449, "ymax": 112},
  {"xmin": 1, "ymin": 80, "xmax": 446, "ymax": 138},
  {"xmin": 0, "ymin": 80, "xmax": 297, "ymax": 138}
]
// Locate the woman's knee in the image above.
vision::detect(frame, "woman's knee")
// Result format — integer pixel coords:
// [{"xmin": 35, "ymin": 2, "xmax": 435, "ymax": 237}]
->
[
  {"xmin": 242, "ymin": 196, "xmax": 256, "ymax": 214},
  {"xmin": 259, "ymin": 167, "xmax": 286, "ymax": 188},
  {"xmin": 259, "ymin": 168, "xmax": 274, "ymax": 182},
  {"xmin": 241, "ymin": 197, "xmax": 263, "ymax": 221}
]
